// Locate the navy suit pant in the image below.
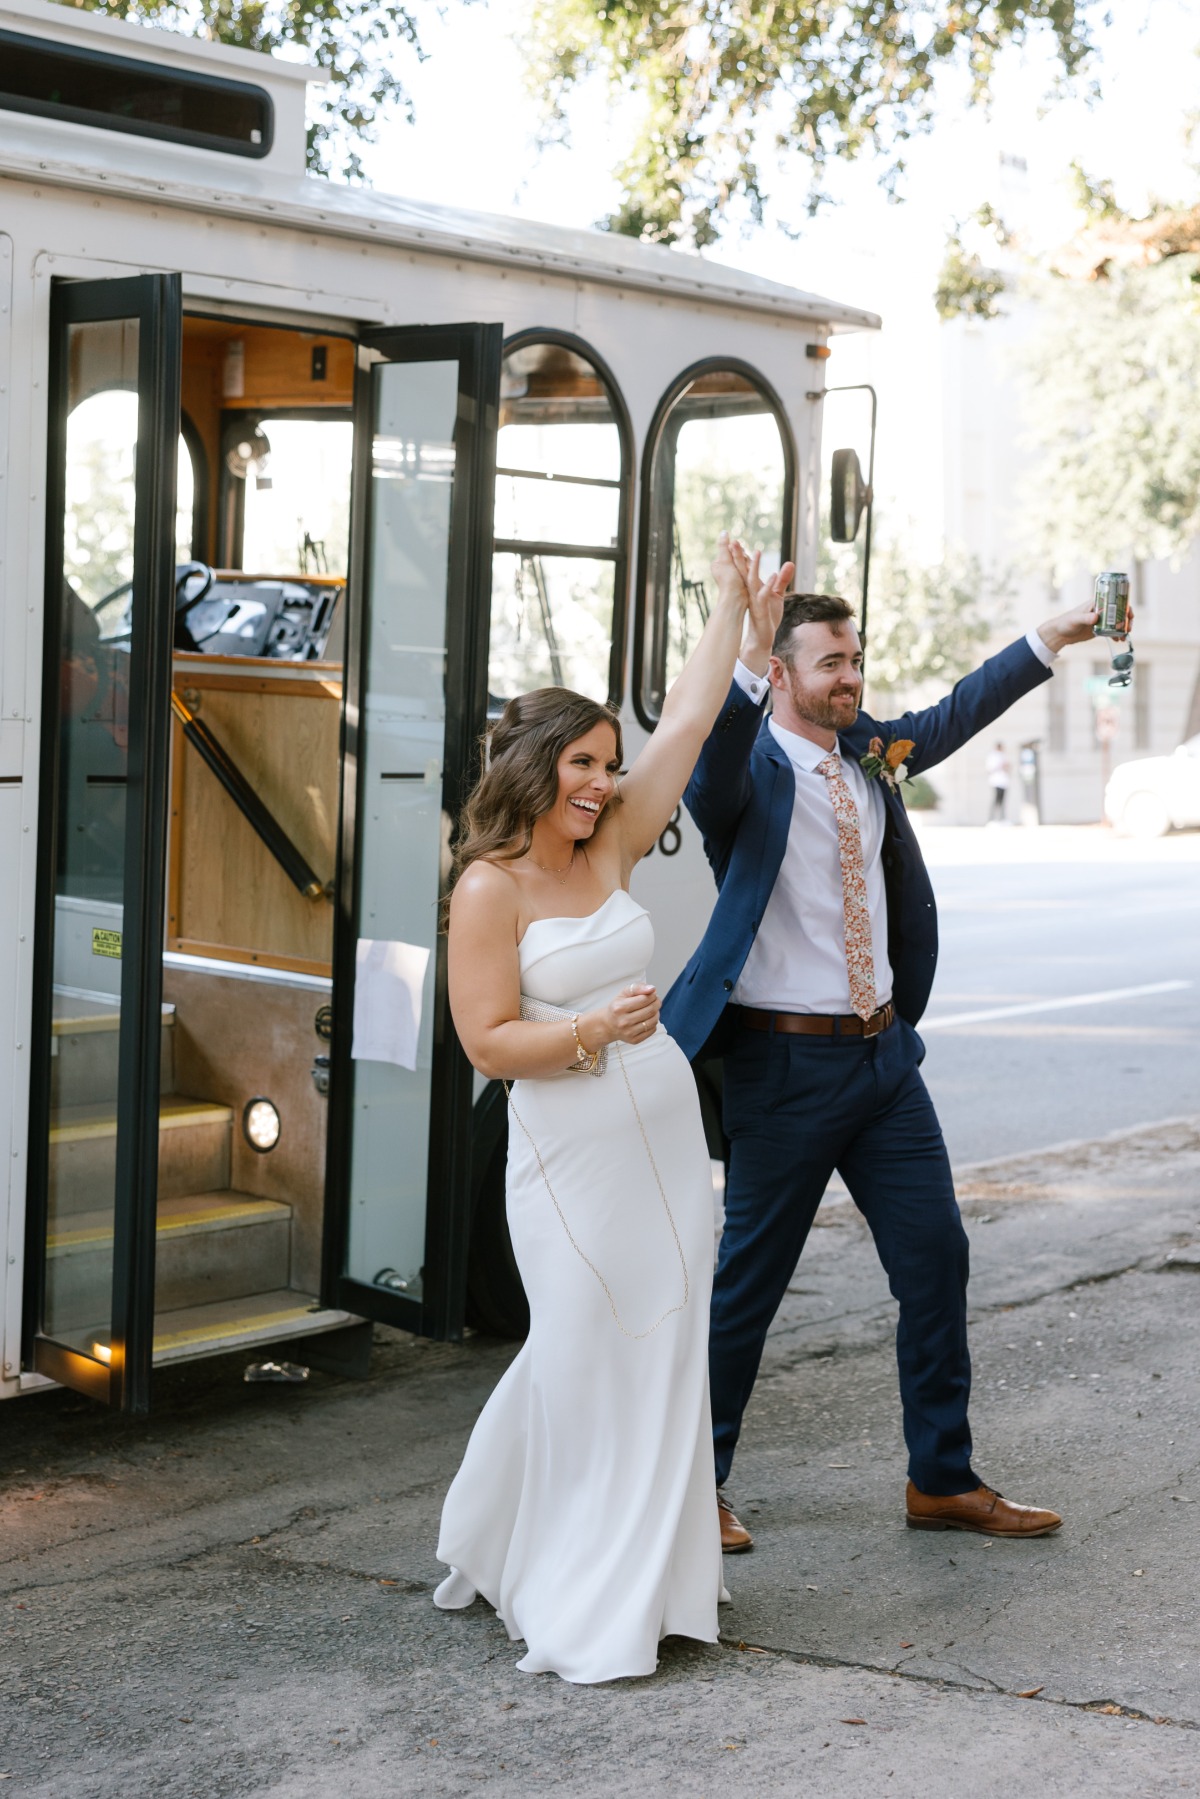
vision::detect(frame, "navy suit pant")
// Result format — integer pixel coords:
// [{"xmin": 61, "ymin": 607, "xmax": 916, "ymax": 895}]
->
[{"xmin": 712, "ymin": 1014, "xmax": 978, "ymax": 1496}]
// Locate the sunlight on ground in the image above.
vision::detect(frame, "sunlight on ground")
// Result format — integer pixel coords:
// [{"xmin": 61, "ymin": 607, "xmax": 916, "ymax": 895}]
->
[{"xmin": 911, "ymin": 821, "xmax": 1200, "ymax": 867}]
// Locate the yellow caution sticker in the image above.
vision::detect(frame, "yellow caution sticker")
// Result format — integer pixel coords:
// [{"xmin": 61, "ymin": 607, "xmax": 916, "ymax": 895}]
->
[{"xmin": 91, "ymin": 928, "xmax": 122, "ymax": 959}]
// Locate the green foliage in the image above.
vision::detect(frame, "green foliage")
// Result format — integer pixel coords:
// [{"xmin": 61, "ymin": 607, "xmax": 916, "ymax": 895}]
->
[
  {"xmin": 525, "ymin": 1, "xmax": 1100, "ymax": 245},
  {"xmin": 666, "ymin": 425, "xmax": 786, "ymax": 679},
  {"xmin": 934, "ymin": 232, "xmax": 1007, "ymax": 321},
  {"xmin": 55, "ymin": 0, "xmax": 424, "ymax": 180},
  {"xmin": 1067, "ymin": 157, "xmax": 1121, "ymax": 222},
  {"xmin": 1017, "ymin": 259, "xmax": 1200, "ymax": 578},
  {"xmin": 819, "ymin": 525, "xmax": 1005, "ymax": 698},
  {"xmin": 65, "ymin": 433, "xmax": 137, "ymax": 608},
  {"xmin": 934, "ymin": 203, "xmax": 1012, "ymax": 319},
  {"xmin": 900, "ymin": 771, "xmax": 939, "ymax": 808},
  {"xmin": 942, "ymin": 162, "xmax": 1200, "ymax": 573},
  {"xmin": 674, "ymin": 461, "xmax": 784, "ymax": 589}
]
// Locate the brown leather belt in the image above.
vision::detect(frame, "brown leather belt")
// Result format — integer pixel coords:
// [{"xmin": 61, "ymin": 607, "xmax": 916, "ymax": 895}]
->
[{"xmin": 734, "ymin": 1002, "xmax": 896, "ymax": 1039}]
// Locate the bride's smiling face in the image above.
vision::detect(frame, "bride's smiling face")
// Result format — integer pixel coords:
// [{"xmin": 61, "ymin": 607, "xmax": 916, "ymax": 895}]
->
[{"xmin": 549, "ymin": 722, "xmax": 620, "ymax": 840}]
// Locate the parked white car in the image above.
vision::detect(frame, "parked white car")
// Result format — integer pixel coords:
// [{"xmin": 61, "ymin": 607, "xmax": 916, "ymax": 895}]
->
[{"xmin": 1104, "ymin": 734, "xmax": 1200, "ymax": 836}]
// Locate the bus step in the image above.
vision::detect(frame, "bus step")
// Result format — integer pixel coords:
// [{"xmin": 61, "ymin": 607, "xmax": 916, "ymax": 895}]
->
[
  {"xmin": 48, "ymin": 1097, "xmax": 233, "ymax": 1215},
  {"xmin": 45, "ymin": 1192, "xmax": 293, "ymax": 1329},
  {"xmin": 148, "ymin": 1291, "xmax": 352, "ymax": 1367},
  {"xmin": 50, "ymin": 1000, "xmax": 175, "ymax": 1110}
]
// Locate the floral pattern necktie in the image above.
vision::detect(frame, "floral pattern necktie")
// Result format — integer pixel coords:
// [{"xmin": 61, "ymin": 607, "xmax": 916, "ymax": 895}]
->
[{"xmin": 815, "ymin": 754, "xmax": 877, "ymax": 1022}]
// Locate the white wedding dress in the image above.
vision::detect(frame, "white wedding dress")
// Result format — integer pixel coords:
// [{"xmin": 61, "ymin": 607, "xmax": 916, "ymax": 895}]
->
[{"xmin": 434, "ymin": 889, "xmax": 724, "ymax": 1683}]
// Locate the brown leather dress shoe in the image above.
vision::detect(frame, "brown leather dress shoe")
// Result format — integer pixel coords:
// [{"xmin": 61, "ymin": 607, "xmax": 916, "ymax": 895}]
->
[
  {"xmin": 718, "ymin": 1492, "xmax": 753, "ymax": 1553},
  {"xmin": 906, "ymin": 1480, "xmax": 1062, "ymax": 1537}
]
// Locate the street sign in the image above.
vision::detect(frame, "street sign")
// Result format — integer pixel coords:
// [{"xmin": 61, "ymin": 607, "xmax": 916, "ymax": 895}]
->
[
  {"xmin": 1094, "ymin": 706, "xmax": 1120, "ymax": 744},
  {"xmin": 1085, "ymin": 675, "xmax": 1130, "ymax": 705}
]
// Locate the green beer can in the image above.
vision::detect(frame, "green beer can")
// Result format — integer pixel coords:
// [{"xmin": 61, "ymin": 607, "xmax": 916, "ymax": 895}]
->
[{"xmin": 1094, "ymin": 570, "xmax": 1130, "ymax": 638}]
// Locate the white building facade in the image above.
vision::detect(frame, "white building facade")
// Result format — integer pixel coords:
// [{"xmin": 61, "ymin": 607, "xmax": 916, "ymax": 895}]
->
[{"xmin": 932, "ymin": 307, "xmax": 1200, "ymax": 826}]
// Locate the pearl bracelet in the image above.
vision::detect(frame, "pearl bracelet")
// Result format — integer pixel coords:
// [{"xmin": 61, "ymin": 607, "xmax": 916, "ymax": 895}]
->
[{"xmin": 571, "ymin": 1014, "xmax": 599, "ymax": 1071}]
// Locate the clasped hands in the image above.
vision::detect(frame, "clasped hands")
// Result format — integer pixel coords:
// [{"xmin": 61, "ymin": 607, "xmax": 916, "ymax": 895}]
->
[
  {"xmin": 711, "ymin": 531, "xmax": 796, "ymax": 666},
  {"xmin": 576, "ymin": 984, "xmax": 660, "ymax": 1056}
]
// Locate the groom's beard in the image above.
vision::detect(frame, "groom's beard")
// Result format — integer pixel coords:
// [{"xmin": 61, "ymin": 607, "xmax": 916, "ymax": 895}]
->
[{"xmin": 783, "ymin": 671, "xmax": 862, "ymax": 732}]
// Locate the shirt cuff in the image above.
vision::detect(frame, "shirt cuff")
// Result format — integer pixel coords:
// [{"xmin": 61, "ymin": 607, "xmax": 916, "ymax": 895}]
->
[
  {"xmin": 733, "ymin": 659, "xmax": 770, "ymax": 704},
  {"xmin": 1026, "ymin": 625, "xmax": 1058, "ymax": 668}
]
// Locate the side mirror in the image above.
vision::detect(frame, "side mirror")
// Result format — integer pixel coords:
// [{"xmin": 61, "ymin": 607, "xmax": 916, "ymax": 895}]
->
[{"xmin": 830, "ymin": 447, "xmax": 871, "ymax": 543}]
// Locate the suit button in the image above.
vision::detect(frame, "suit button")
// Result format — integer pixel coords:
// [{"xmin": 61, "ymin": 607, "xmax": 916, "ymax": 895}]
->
[{"xmin": 723, "ymin": 979, "xmax": 733, "ymax": 991}]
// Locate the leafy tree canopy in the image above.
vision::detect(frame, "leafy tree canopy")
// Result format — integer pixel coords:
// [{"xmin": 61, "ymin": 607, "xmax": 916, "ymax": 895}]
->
[
  {"xmin": 934, "ymin": 166, "xmax": 1200, "ymax": 322},
  {"xmin": 1017, "ymin": 258, "xmax": 1200, "ymax": 580},
  {"xmin": 55, "ymin": 0, "xmax": 424, "ymax": 180},
  {"xmin": 936, "ymin": 156, "xmax": 1200, "ymax": 576},
  {"xmin": 819, "ymin": 523, "xmax": 1005, "ymax": 698},
  {"xmin": 525, "ymin": 1, "xmax": 1100, "ymax": 247}
]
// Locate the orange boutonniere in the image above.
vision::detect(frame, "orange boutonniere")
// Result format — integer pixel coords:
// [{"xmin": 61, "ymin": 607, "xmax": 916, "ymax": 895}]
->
[{"xmin": 860, "ymin": 736, "xmax": 916, "ymax": 792}]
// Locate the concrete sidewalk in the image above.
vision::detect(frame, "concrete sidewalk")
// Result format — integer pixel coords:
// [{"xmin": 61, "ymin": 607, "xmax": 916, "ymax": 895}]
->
[{"xmin": 2, "ymin": 1120, "xmax": 1198, "ymax": 1798}]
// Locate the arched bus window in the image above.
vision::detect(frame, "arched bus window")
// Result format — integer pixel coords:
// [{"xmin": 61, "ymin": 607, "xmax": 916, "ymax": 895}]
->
[
  {"xmin": 178, "ymin": 411, "xmax": 207, "ymax": 561},
  {"xmin": 489, "ymin": 334, "xmax": 631, "ymax": 708},
  {"xmin": 63, "ymin": 386, "xmax": 203, "ymax": 637},
  {"xmin": 636, "ymin": 362, "xmax": 796, "ymax": 723}
]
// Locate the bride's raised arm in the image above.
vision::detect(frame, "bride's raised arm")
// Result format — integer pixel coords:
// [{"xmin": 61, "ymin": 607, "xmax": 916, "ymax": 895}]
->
[{"xmin": 613, "ymin": 535, "xmax": 794, "ymax": 868}]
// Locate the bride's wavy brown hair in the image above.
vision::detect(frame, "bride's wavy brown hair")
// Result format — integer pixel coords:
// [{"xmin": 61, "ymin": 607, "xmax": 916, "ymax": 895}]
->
[{"xmin": 448, "ymin": 687, "xmax": 623, "ymax": 906}]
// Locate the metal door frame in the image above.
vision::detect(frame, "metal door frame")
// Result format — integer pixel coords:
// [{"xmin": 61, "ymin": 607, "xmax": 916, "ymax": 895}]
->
[
  {"xmin": 322, "ymin": 322, "xmax": 501, "ymax": 1341},
  {"xmin": 24, "ymin": 271, "xmax": 181, "ymax": 1410}
]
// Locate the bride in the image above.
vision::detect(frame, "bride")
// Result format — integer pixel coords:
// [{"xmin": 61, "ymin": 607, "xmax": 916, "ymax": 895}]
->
[{"xmin": 433, "ymin": 534, "xmax": 793, "ymax": 1683}]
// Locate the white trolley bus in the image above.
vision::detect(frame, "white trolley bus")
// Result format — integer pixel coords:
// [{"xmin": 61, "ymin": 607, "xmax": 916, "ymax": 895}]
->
[{"xmin": 0, "ymin": 0, "xmax": 879, "ymax": 1411}]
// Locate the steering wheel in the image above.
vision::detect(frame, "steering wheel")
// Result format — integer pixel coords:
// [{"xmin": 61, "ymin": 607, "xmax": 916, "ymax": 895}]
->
[
  {"xmin": 173, "ymin": 563, "xmax": 224, "ymax": 651},
  {"xmin": 174, "ymin": 562, "xmax": 215, "ymax": 615},
  {"xmin": 84, "ymin": 564, "xmax": 219, "ymax": 648}
]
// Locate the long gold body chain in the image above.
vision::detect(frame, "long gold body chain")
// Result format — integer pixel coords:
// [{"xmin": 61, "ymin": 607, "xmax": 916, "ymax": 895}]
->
[{"xmin": 503, "ymin": 1044, "xmax": 690, "ymax": 1341}]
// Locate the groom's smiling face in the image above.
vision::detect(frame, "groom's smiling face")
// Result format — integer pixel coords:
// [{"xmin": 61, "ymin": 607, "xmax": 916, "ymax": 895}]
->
[{"xmin": 769, "ymin": 619, "xmax": 865, "ymax": 738}]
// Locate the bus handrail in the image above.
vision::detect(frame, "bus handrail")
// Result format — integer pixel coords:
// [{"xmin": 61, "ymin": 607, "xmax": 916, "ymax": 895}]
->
[{"xmin": 169, "ymin": 688, "xmax": 328, "ymax": 902}]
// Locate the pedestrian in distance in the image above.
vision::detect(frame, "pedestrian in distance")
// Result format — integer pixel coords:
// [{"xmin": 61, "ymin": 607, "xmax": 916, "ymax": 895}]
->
[
  {"xmin": 662, "ymin": 550, "xmax": 1122, "ymax": 1553},
  {"xmin": 433, "ymin": 534, "xmax": 794, "ymax": 1683},
  {"xmin": 986, "ymin": 740, "xmax": 1011, "ymax": 823}
]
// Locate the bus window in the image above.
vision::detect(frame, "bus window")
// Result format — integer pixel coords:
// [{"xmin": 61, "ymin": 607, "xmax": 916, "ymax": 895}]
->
[
  {"xmin": 176, "ymin": 422, "xmax": 197, "ymax": 561},
  {"xmin": 64, "ymin": 389, "xmax": 198, "ymax": 639},
  {"xmin": 238, "ymin": 417, "xmax": 353, "ymax": 576},
  {"xmin": 639, "ymin": 365, "xmax": 795, "ymax": 721},
  {"xmin": 489, "ymin": 337, "xmax": 628, "ymax": 707}
]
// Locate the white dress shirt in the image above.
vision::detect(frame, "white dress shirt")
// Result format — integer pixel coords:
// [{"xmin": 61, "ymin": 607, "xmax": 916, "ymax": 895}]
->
[{"xmin": 728, "ymin": 629, "xmax": 1057, "ymax": 1014}]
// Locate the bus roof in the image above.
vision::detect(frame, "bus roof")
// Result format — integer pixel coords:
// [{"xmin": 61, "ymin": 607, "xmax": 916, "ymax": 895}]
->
[{"xmin": 1, "ymin": 0, "xmax": 881, "ymax": 332}]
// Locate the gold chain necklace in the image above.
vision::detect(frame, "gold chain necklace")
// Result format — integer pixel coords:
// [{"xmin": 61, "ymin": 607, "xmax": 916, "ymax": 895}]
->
[
  {"xmin": 504, "ymin": 1045, "xmax": 689, "ymax": 1340},
  {"xmin": 528, "ymin": 847, "xmax": 575, "ymax": 885}
]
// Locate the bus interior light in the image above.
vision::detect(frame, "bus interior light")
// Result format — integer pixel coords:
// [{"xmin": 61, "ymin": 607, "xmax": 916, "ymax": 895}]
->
[{"xmin": 243, "ymin": 1097, "xmax": 281, "ymax": 1152}]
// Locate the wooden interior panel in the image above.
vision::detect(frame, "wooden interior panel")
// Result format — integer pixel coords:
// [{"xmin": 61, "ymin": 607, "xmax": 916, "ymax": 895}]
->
[
  {"xmin": 181, "ymin": 318, "xmax": 355, "ymax": 563},
  {"xmin": 168, "ymin": 661, "xmax": 341, "ymax": 974},
  {"xmin": 180, "ymin": 332, "xmax": 224, "ymax": 562},
  {"xmin": 182, "ymin": 317, "xmax": 354, "ymax": 407}
]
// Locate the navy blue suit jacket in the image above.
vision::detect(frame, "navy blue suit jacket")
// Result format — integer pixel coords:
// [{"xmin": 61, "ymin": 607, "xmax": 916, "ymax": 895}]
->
[{"xmin": 661, "ymin": 636, "xmax": 1053, "ymax": 1061}]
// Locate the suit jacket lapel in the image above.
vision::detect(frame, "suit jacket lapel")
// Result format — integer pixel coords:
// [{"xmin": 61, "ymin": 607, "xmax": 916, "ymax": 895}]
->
[
  {"xmin": 840, "ymin": 714, "xmax": 911, "ymax": 838},
  {"xmin": 754, "ymin": 720, "xmax": 795, "ymax": 919}
]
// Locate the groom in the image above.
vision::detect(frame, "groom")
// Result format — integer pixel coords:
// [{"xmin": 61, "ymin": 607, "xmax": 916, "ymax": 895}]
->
[{"xmin": 662, "ymin": 543, "xmax": 1107, "ymax": 1551}]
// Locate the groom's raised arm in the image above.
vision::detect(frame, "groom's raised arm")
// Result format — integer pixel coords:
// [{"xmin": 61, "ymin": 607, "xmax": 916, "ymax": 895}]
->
[
  {"xmin": 877, "ymin": 596, "xmax": 1107, "ymax": 774},
  {"xmin": 877, "ymin": 633, "xmax": 1051, "ymax": 776},
  {"xmin": 681, "ymin": 667, "xmax": 766, "ymax": 857}
]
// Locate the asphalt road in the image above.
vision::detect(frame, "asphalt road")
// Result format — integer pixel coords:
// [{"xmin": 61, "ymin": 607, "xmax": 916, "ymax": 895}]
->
[
  {"xmin": 914, "ymin": 825, "xmax": 1200, "ymax": 1165},
  {"xmin": 3, "ymin": 825, "xmax": 1198, "ymax": 1798},
  {"xmin": 3, "ymin": 1117, "xmax": 1197, "ymax": 1798}
]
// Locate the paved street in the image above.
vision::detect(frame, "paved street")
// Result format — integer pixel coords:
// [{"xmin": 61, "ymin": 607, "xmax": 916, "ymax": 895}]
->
[
  {"xmin": 2, "ymin": 829, "xmax": 1198, "ymax": 1798},
  {"xmin": 917, "ymin": 825, "xmax": 1200, "ymax": 1164}
]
